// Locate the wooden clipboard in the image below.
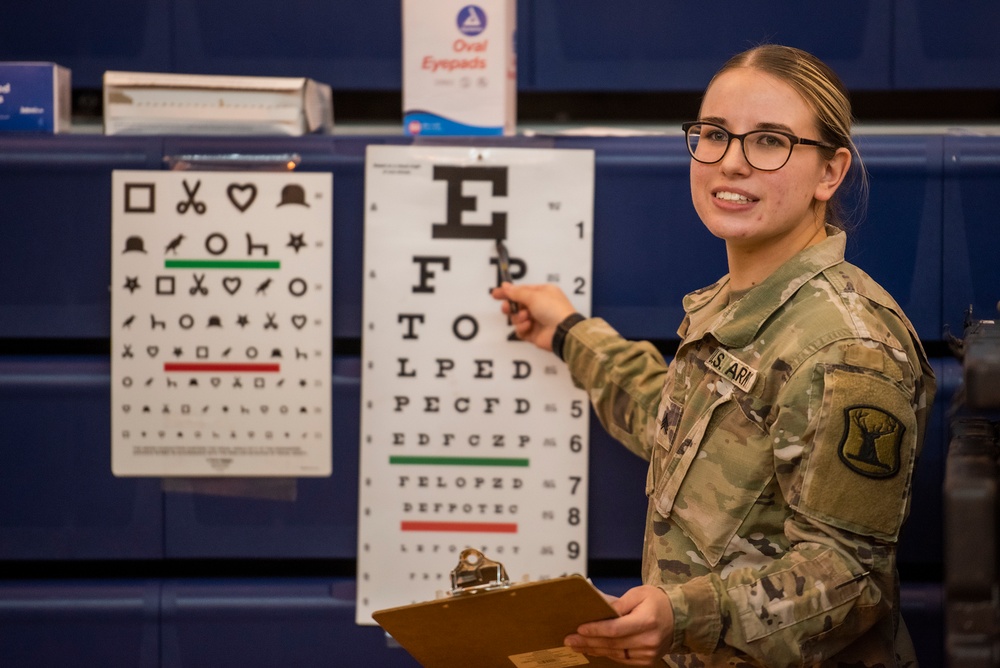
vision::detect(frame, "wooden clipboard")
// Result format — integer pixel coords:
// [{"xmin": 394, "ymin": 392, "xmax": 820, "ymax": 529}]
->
[{"xmin": 373, "ymin": 575, "xmax": 621, "ymax": 668}]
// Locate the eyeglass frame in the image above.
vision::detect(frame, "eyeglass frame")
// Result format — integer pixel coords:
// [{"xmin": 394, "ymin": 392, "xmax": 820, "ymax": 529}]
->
[{"xmin": 681, "ymin": 121, "xmax": 838, "ymax": 172}]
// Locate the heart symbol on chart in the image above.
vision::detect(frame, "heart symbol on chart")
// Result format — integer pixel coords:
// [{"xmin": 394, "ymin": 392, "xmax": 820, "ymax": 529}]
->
[
  {"xmin": 291, "ymin": 314, "xmax": 307, "ymax": 329},
  {"xmin": 211, "ymin": 378, "xmax": 221, "ymax": 387},
  {"xmin": 223, "ymin": 277, "xmax": 242, "ymax": 295},
  {"xmin": 147, "ymin": 346, "xmax": 159, "ymax": 357},
  {"xmin": 227, "ymin": 184, "xmax": 257, "ymax": 212}
]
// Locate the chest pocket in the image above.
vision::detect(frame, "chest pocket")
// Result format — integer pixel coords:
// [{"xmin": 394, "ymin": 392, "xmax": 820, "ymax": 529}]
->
[{"xmin": 648, "ymin": 385, "xmax": 773, "ymax": 567}]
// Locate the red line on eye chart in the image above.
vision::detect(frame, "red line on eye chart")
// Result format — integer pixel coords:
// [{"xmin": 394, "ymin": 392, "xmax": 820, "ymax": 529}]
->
[
  {"xmin": 163, "ymin": 363, "xmax": 281, "ymax": 373},
  {"xmin": 400, "ymin": 521, "xmax": 519, "ymax": 534}
]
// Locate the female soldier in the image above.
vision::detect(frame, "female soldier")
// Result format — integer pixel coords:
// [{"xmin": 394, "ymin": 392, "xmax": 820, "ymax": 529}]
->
[{"xmin": 492, "ymin": 45, "xmax": 936, "ymax": 666}]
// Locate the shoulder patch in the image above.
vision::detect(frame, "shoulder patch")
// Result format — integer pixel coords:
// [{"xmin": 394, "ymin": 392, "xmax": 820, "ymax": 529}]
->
[
  {"xmin": 797, "ymin": 365, "xmax": 918, "ymax": 540},
  {"xmin": 706, "ymin": 347, "xmax": 758, "ymax": 393},
  {"xmin": 837, "ymin": 405, "xmax": 904, "ymax": 478}
]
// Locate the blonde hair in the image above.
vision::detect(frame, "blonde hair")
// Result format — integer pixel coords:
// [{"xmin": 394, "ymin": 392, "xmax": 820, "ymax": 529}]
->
[{"xmin": 710, "ymin": 45, "xmax": 868, "ymax": 230}]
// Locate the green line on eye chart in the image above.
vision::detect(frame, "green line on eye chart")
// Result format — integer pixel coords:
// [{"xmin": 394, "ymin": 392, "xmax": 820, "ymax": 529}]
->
[
  {"xmin": 164, "ymin": 259, "xmax": 281, "ymax": 269},
  {"xmin": 389, "ymin": 456, "xmax": 530, "ymax": 467}
]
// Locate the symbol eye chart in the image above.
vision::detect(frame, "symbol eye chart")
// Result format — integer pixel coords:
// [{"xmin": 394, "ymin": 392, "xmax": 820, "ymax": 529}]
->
[
  {"xmin": 357, "ymin": 145, "xmax": 595, "ymax": 624},
  {"xmin": 111, "ymin": 170, "xmax": 333, "ymax": 477}
]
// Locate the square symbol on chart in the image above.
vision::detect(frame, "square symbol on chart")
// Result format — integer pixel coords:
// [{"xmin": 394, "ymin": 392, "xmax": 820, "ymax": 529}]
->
[{"xmin": 124, "ymin": 183, "xmax": 156, "ymax": 213}]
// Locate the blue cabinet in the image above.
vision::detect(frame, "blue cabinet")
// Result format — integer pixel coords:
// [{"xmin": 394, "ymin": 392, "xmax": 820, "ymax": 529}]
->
[
  {"xmin": 0, "ymin": 131, "xmax": 969, "ymax": 668},
  {"xmin": 894, "ymin": 0, "xmax": 1000, "ymax": 89},
  {"xmin": 943, "ymin": 135, "xmax": 1000, "ymax": 327},
  {"xmin": 528, "ymin": 1, "xmax": 892, "ymax": 91},
  {"xmin": 3, "ymin": 2, "xmax": 999, "ymax": 92}
]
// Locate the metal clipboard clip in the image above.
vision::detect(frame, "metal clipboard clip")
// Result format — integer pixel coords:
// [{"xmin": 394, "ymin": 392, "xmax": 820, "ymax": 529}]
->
[{"xmin": 448, "ymin": 548, "xmax": 511, "ymax": 597}]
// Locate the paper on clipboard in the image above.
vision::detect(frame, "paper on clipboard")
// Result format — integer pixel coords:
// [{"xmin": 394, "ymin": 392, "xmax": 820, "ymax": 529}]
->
[{"xmin": 373, "ymin": 574, "xmax": 621, "ymax": 668}]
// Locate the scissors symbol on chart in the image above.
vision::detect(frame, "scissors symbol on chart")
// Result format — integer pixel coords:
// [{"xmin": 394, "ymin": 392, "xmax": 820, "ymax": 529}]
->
[
  {"xmin": 190, "ymin": 273, "xmax": 208, "ymax": 296},
  {"xmin": 177, "ymin": 180, "xmax": 207, "ymax": 215}
]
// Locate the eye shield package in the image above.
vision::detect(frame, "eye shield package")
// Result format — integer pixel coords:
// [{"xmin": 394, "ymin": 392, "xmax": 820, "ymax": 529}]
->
[{"xmin": 103, "ymin": 71, "xmax": 333, "ymax": 136}]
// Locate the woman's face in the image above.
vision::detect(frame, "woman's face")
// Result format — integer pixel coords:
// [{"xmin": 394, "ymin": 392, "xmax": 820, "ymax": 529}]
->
[{"xmin": 690, "ymin": 67, "xmax": 844, "ymax": 256}]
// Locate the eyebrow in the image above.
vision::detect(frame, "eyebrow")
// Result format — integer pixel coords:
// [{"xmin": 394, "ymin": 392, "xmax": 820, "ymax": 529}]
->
[{"xmin": 699, "ymin": 117, "xmax": 797, "ymax": 134}]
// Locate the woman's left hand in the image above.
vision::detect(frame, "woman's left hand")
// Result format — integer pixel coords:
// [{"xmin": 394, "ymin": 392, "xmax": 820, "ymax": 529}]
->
[{"xmin": 564, "ymin": 585, "xmax": 675, "ymax": 666}]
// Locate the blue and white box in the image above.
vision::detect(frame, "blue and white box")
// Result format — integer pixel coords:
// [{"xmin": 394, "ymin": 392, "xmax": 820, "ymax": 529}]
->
[
  {"xmin": 0, "ymin": 62, "xmax": 72, "ymax": 133},
  {"xmin": 403, "ymin": 0, "xmax": 516, "ymax": 136}
]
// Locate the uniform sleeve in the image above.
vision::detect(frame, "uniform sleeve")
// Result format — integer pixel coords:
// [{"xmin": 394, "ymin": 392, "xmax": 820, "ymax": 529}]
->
[
  {"xmin": 661, "ymin": 340, "xmax": 927, "ymax": 665},
  {"xmin": 561, "ymin": 318, "xmax": 669, "ymax": 461}
]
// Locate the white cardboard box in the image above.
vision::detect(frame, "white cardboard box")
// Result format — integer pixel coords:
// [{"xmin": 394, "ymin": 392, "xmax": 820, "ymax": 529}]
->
[
  {"xmin": 0, "ymin": 62, "xmax": 71, "ymax": 133},
  {"xmin": 103, "ymin": 71, "xmax": 333, "ymax": 136},
  {"xmin": 403, "ymin": 0, "xmax": 516, "ymax": 136}
]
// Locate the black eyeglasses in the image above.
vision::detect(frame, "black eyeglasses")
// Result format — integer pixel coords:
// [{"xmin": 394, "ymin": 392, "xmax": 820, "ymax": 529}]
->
[{"xmin": 682, "ymin": 121, "xmax": 836, "ymax": 172}]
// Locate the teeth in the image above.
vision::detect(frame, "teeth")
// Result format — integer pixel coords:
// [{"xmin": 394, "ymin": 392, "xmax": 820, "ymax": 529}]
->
[{"xmin": 715, "ymin": 191, "xmax": 752, "ymax": 203}]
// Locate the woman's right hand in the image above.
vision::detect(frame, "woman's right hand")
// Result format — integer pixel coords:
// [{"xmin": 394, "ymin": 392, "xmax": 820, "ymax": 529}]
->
[{"xmin": 491, "ymin": 282, "xmax": 578, "ymax": 352}]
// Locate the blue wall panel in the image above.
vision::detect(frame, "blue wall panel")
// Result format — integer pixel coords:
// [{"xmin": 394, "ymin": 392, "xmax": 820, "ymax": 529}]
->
[
  {"xmin": 0, "ymin": 0, "xmax": 172, "ymax": 89},
  {"xmin": 850, "ymin": 135, "xmax": 944, "ymax": 341},
  {"xmin": 901, "ymin": 583, "xmax": 944, "ymax": 667},
  {"xmin": 894, "ymin": 0, "xmax": 1000, "ymax": 89},
  {"xmin": 0, "ymin": 136, "xmax": 162, "ymax": 339},
  {"xmin": 897, "ymin": 358, "xmax": 960, "ymax": 570},
  {"xmin": 529, "ymin": 1, "xmax": 892, "ymax": 91},
  {"xmin": 0, "ymin": 358, "xmax": 163, "ymax": 560},
  {"xmin": 587, "ymin": 419, "xmax": 650, "ymax": 560},
  {"xmin": 3, "ymin": 2, "xmax": 1000, "ymax": 93},
  {"xmin": 0, "ymin": 580, "xmax": 159, "ymax": 667},
  {"xmin": 161, "ymin": 578, "xmax": 420, "ymax": 668},
  {"xmin": 943, "ymin": 135, "xmax": 1000, "ymax": 328},
  {"xmin": 171, "ymin": 0, "xmax": 402, "ymax": 90}
]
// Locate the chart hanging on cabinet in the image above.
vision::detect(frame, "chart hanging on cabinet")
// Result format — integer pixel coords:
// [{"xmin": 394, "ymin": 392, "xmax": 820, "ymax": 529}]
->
[
  {"xmin": 357, "ymin": 145, "xmax": 595, "ymax": 624},
  {"xmin": 110, "ymin": 169, "xmax": 333, "ymax": 477}
]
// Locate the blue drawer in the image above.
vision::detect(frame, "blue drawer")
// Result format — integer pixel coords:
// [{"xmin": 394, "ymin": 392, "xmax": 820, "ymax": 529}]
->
[
  {"xmin": 161, "ymin": 578, "xmax": 420, "ymax": 668},
  {"xmin": 528, "ymin": 1, "xmax": 892, "ymax": 91},
  {"xmin": 0, "ymin": 0, "xmax": 172, "ymax": 89},
  {"xmin": 171, "ymin": 0, "xmax": 402, "ymax": 90},
  {"xmin": 851, "ymin": 134, "xmax": 944, "ymax": 341},
  {"xmin": 943, "ymin": 135, "xmax": 1000, "ymax": 328},
  {"xmin": 0, "ymin": 136, "xmax": 162, "ymax": 339},
  {"xmin": 0, "ymin": 357, "xmax": 163, "ymax": 560},
  {"xmin": 894, "ymin": 0, "xmax": 1000, "ymax": 89},
  {"xmin": 0, "ymin": 580, "xmax": 160, "ymax": 667}
]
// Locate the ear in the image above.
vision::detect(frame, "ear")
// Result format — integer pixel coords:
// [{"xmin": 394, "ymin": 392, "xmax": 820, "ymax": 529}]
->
[{"xmin": 814, "ymin": 147, "xmax": 852, "ymax": 202}]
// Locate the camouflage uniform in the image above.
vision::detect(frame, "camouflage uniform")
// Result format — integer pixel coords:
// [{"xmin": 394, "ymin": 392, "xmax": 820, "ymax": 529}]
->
[{"xmin": 562, "ymin": 228, "xmax": 935, "ymax": 667}]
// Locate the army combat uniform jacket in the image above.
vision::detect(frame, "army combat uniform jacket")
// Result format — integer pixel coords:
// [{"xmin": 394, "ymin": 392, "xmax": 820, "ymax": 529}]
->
[{"xmin": 562, "ymin": 228, "xmax": 935, "ymax": 667}]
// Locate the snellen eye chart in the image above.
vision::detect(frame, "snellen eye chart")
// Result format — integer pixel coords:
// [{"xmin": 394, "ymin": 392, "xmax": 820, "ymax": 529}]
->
[
  {"xmin": 110, "ymin": 170, "xmax": 333, "ymax": 477},
  {"xmin": 356, "ymin": 145, "xmax": 595, "ymax": 624}
]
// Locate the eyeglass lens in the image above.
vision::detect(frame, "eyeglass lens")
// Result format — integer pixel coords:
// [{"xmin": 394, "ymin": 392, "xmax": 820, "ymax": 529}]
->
[{"xmin": 686, "ymin": 123, "xmax": 793, "ymax": 171}]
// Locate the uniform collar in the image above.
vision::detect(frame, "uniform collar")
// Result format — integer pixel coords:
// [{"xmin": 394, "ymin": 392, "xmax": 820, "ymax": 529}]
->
[{"xmin": 682, "ymin": 226, "xmax": 848, "ymax": 348}]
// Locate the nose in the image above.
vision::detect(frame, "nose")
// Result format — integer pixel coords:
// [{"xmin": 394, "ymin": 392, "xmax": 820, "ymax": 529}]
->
[{"xmin": 718, "ymin": 136, "xmax": 751, "ymax": 172}]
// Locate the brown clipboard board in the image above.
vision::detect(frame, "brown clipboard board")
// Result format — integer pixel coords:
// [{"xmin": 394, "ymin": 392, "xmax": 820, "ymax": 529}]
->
[{"xmin": 373, "ymin": 575, "xmax": 621, "ymax": 668}]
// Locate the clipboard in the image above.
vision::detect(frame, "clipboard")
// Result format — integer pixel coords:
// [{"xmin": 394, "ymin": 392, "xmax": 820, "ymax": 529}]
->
[{"xmin": 373, "ymin": 574, "xmax": 621, "ymax": 668}]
